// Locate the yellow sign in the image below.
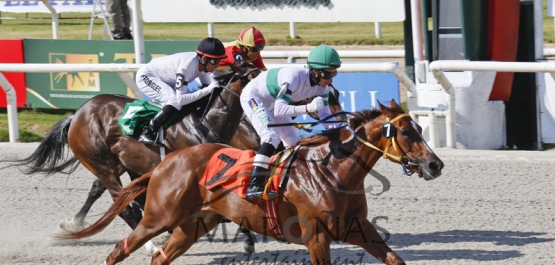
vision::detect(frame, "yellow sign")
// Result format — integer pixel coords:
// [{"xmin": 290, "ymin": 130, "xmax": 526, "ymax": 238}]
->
[{"xmin": 49, "ymin": 54, "xmax": 101, "ymax": 92}]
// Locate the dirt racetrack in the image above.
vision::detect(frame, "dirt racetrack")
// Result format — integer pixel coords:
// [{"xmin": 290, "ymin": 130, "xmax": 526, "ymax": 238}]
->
[{"xmin": 0, "ymin": 142, "xmax": 554, "ymax": 264}]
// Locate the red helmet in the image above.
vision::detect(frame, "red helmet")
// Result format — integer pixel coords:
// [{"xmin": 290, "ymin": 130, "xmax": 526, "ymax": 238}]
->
[{"xmin": 237, "ymin": 27, "xmax": 266, "ymax": 51}]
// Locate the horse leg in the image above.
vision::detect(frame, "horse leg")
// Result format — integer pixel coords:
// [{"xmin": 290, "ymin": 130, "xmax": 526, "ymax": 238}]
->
[
  {"xmin": 218, "ymin": 216, "xmax": 255, "ymax": 254},
  {"xmin": 343, "ymin": 219, "xmax": 405, "ymax": 265},
  {"xmin": 305, "ymin": 234, "xmax": 332, "ymax": 265},
  {"xmin": 60, "ymin": 179, "xmax": 106, "ymax": 231},
  {"xmin": 125, "ymin": 171, "xmax": 159, "ymax": 254},
  {"xmin": 104, "ymin": 224, "xmax": 168, "ymax": 265},
  {"xmin": 75, "ymin": 168, "xmax": 155, "ymax": 255},
  {"xmin": 151, "ymin": 213, "xmax": 221, "ymax": 265},
  {"xmin": 240, "ymin": 227, "xmax": 255, "ymax": 255},
  {"xmin": 103, "ymin": 185, "xmax": 159, "ymax": 255},
  {"xmin": 104, "ymin": 208, "xmax": 190, "ymax": 264}
]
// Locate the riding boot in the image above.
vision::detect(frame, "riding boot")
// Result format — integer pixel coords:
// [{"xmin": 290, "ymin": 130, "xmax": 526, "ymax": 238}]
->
[
  {"xmin": 138, "ymin": 106, "xmax": 176, "ymax": 146},
  {"xmin": 246, "ymin": 166, "xmax": 278, "ymax": 201}
]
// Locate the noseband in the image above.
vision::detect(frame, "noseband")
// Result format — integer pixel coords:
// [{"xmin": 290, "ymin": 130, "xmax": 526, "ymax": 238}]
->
[{"xmin": 348, "ymin": 113, "xmax": 417, "ymax": 176}]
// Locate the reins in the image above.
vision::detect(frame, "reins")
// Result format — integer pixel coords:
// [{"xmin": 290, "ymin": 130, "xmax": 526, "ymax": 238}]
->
[
  {"xmin": 267, "ymin": 111, "xmax": 350, "ymax": 134},
  {"xmin": 270, "ymin": 111, "xmax": 416, "ymax": 176}
]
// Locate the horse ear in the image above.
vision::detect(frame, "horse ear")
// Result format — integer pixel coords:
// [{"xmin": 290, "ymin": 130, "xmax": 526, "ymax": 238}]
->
[
  {"xmin": 390, "ymin": 99, "xmax": 403, "ymax": 110},
  {"xmin": 378, "ymin": 100, "xmax": 395, "ymax": 120},
  {"xmin": 378, "ymin": 100, "xmax": 397, "ymax": 119}
]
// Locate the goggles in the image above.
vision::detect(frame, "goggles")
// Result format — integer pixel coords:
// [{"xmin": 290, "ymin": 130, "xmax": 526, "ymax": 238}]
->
[
  {"xmin": 245, "ymin": 44, "xmax": 265, "ymax": 53},
  {"xmin": 204, "ymin": 57, "xmax": 222, "ymax": 65},
  {"xmin": 318, "ymin": 69, "xmax": 338, "ymax": 79}
]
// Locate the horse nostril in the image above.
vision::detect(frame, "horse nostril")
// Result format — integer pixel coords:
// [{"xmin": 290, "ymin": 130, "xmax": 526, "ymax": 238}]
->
[{"xmin": 429, "ymin": 161, "xmax": 442, "ymax": 171}]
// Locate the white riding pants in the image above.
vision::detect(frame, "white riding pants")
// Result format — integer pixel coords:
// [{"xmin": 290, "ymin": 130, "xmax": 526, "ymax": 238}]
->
[
  {"xmin": 240, "ymin": 84, "xmax": 301, "ymax": 149},
  {"xmin": 136, "ymin": 67, "xmax": 181, "ymax": 110}
]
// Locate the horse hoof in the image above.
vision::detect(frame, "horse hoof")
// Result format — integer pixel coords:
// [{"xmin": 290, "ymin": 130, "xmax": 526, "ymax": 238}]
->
[
  {"xmin": 59, "ymin": 217, "xmax": 84, "ymax": 231},
  {"xmin": 243, "ymin": 242, "xmax": 255, "ymax": 255}
]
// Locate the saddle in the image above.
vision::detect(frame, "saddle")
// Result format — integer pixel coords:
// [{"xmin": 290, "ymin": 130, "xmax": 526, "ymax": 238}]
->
[
  {"xmin": 199, "ymin": 147, "xmax": 298, "ymax": 242},
  {"xmin": 117, "ymin": 98, "xmax": 210, "ymax": 137},
  {"xmin": 199, "ymin": 147, "xmax": 297, "ymax": 201}
]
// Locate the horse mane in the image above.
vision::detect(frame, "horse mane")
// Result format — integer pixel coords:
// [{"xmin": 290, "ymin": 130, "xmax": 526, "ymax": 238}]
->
[
  {"xmin": 297, "ymin": 133, "xmax": 335, "ymax": 147},
  {"xmin": 297, "ymin": 102, "xmax": 405, "ymax": 147},
  {"xmin": 348, "ymin": 109, "xmax": 383, "ymax": 130}
]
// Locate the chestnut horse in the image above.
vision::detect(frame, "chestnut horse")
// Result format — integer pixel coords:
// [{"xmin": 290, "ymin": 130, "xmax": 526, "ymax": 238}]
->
[
  {"xmin": 8, "ymin": 67, "xmax": 343, "ymax": 254},
  {"xmin": 61, "ymin": 100, "xmax": 443, "ymax": 265},
  {"xmin": 8, "ymin": 68, "xmax": 260, "ymax": 253}
]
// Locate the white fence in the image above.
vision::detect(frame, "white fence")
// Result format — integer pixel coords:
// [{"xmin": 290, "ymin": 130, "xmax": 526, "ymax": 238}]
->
[
  {"xmin": 0, "ymin": 62, "xmax": 416, "ymax": 143},
  {"xmin": 429, "ymin": 60, "xmax": 555, "ymax": 150},
  {"xmin": 5, "ymin": 60, "xmax": 553, "ymax": 147}
]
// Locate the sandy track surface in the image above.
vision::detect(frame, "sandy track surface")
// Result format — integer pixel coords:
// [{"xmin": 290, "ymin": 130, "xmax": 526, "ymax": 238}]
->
[{"xmin": 0, "ymin": 143, "xmax": 554, "ymax": 264}]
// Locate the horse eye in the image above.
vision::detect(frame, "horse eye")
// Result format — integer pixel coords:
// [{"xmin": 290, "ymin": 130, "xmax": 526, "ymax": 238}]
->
[{"xmin": 401, "ymin": 128, "xmax": 410, "ymax": 137}]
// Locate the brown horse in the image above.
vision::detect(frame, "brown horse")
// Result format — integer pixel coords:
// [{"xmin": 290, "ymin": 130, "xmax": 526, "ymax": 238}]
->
[
  {"xmin": 61, "ymin": 100, "xmax": 443, "ymax": 265},
  {"xmin": 7, "ymin": 67, "xmax": 260, "ymax": 253},
  {"xmin": 7, "ymin": 67, "xmax": 343, "ymax": 254}
]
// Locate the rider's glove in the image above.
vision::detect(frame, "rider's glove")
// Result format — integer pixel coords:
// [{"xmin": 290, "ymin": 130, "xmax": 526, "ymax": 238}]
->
[
  {"xmin": 306, "ymin": 96, "xmax": 325, "ymax": 113},
  {"xmin": 204, "ymin": 81, "xmax": 220, "ymax": 92}
]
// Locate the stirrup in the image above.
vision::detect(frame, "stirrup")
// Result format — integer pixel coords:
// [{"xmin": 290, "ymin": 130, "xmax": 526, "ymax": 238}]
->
[
  {"xmin": 138, "ymin": 132, "xmax": 162, "ymax": 147},
  {"xmin": 246, "ymin": 187, "xmax": 278, "ymax": 201}
]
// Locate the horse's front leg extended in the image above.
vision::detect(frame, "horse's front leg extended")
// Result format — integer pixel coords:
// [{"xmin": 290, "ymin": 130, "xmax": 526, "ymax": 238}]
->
[
  {"xmin": 343, "ymin": 219, "xmax": 405, "ymax": 265},
  {"xmin": 305, "ymin": 233, "xmax": 332, "ymax": 265},
  {"xmin": 151, "ymin": 213, "xmax": 221, "ymax": 265}
]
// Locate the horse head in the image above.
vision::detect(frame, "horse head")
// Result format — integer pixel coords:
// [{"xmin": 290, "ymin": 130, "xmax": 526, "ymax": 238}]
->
[
  {"xmin": 350, "ymin": 99, "xmax": 443, "ymax": 180},
  {"xmin": 195, "ymin": 63, "xmax": 260, "ymax": 144}
]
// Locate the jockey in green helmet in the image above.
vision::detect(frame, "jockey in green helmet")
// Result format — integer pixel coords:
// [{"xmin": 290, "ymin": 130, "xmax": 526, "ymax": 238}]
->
[{"xmin": 240, "ymin": 44, "xmax": 342, "ymax": 202}]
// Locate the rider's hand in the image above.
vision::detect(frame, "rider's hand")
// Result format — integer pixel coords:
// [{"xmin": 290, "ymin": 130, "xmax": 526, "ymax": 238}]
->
[
  {"xmin": 306, "ymin": 96, "xmax": 325, "ymax": 113},
  {"xmin": 187, "ymin": 81, "xmax": 219, "ymax": 102},
  {"xmin": 204, "ymin": 82, "xmax": 220, "ymax": 92}
]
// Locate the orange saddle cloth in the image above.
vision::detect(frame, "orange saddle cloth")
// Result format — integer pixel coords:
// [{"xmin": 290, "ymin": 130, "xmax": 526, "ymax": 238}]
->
[{"xmin": 199, "ymin": 148, "xmax": 288, "ymax": 200}]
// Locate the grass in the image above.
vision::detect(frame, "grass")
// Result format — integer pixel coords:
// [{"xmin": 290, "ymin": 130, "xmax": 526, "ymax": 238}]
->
[
  {"xmin": 0, "ymin": 109, "xmax": 72, "ymax": 142},
  {"xmin": 0, "ymin": 13, "xmax": 404, "ymax": 45},
  {"xmin": 1, "ymin": 2, "xmax": 555, "ymax": 44}
]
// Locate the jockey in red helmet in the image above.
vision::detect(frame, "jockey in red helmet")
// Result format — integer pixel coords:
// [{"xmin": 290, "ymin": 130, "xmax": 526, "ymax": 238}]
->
[
  {"xmin": 215, "ymin": 27, "xmax": 267, "ymax": 75},
  {"xmin": 135, "ymin": 37, "xmax": 227, "ymax": 146}
]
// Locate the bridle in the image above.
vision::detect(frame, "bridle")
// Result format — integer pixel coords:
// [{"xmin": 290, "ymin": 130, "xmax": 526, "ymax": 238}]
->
[{"xmin": 348, "ymin": 113, "xmax": 418, "ymax": 176}]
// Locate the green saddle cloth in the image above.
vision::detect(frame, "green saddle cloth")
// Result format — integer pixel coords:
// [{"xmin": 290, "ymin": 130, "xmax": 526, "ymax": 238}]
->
[{"xmin": 118, "ymin": 100, "xmax": 163, "ymax": 136}]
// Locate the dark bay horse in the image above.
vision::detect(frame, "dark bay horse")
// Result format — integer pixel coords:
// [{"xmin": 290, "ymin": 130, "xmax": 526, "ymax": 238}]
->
[{"xmin": 61, "ymin": 100, "xmax": 444, "ymax": 265}]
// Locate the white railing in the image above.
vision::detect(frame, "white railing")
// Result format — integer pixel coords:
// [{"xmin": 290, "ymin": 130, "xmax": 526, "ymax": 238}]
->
[
  {"xmin": 429, "ymin": 60, "xmax": 555, "ymax": 150},
  {"xmin": 0, "ymin": 62, "xmax": 416, "ymax": 143},
  {"xmin": 260, "ymin": 48, "xmax": 555, "ymax": 62},
  {"xmin": 544, "ymin": 48, "xmax": 555, "ymax": 56},
  {"xmin": 0, "ymin": 63, "xmax": 142, "ymax": 142}
]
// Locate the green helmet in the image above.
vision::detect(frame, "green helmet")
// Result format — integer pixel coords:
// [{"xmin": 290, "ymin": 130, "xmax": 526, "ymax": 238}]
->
[{"xmin": 306, "ymin": 45, "xmax": 341, "ymax": 69}]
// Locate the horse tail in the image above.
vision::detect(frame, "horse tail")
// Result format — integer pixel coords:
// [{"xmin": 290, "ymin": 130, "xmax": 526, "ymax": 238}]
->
[
  {"xmin": 3, "ymin": 115, "xmax": 79, "ymax": 175},
  {"xmin": 57, "ymin": 170, "xmax": 153, "ymax": 240}
]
